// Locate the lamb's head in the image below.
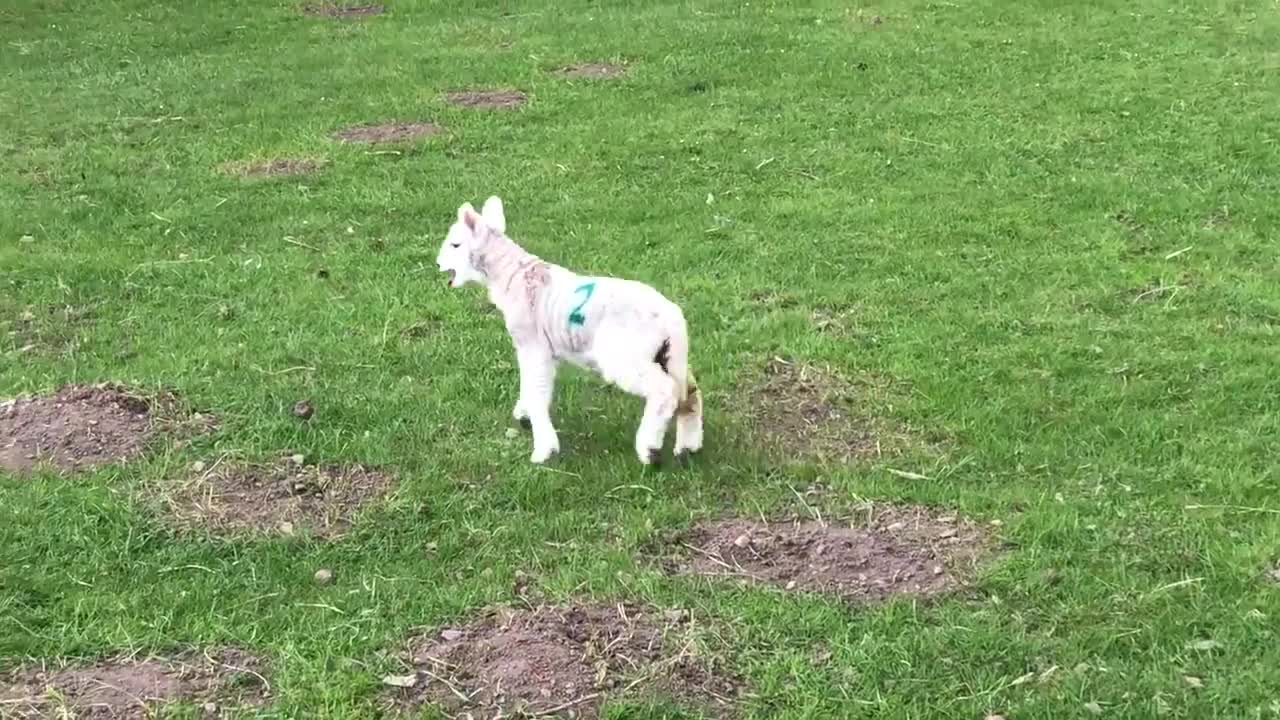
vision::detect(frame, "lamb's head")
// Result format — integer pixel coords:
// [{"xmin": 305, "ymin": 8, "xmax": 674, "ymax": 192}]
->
[{"xmin": 437, "ymin": 196, "xmax": 507, "ymax": 289}]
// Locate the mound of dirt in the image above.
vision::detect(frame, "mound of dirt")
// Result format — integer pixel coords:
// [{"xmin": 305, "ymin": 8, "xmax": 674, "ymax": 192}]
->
[
  {"xmin": 222, "ymin": 158, "xmax": 322, "ymax": 178},
  {"xmin": 0, "ymin": 648, "xmax": 269, "ymax": 719},
  {"xmin": 554, "ymin": 63, "xmax": 626, "ymax": 79},
  {"xmin": 387, "ymin": 604, "xmax": 741, "ymax": 719},
  {"xmin": 444, "ymin": 90, "xmax": 528, "ymax": 110},
  {"xmin": 743, "ymin": 358, "xmax": 912, "ymax": 462},
  {"xmin": 332, "ymin": 122, "xmax": 444, "ymax": 144},
  {"xmin": 670, "ymin": 506, "xmax": 990, "ymax": 603},
  {"xmin": 161, "ymin": 459, "xmax": 393, "ymax": 538},
  {"xmin": 302, "ymin": 3, "xmax": 384, "ymax": 18},
  {"xmin": 0, "ymin": 384, "xmax": 213, "ymax": 475}
]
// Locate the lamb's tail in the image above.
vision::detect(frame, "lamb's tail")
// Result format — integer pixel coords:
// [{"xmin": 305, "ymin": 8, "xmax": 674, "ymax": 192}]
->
[{"xmin": 654, "ymin": 313, "xmax": 698, "ymax": 414}]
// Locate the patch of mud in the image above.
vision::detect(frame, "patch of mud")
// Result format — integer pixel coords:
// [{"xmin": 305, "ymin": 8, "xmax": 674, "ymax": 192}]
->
[
  {"xmin": 160, "ymin": 459, "xmax": 393, "ymax": 538},
  {"xmin": 668, "ymin": 506, "xmax": 990, "ymax": 603},
  {"xmin": 386, "ymin": 604, "xmax": 742, "ymax": 719},
  {"xmin": 332, "ymin": 122, "xmax": 443, "ymax": 144},
  {"xmin": 302, "ymin": 2, "xmax": 384, "ymax": 18},
  {"xmin": 554, "ymin": 63, "xmax": 626, "ymax": 80},
  {"xmin": 0, "ymin": 384, "xmax": 214, "ymax": 475},
  {"xmin": 444, "ymin": 90, "xmax": 528, "ymax": 110},
  {"xmin": 742, "ymin": 358, "xmax": 911, "ymax": 462},
  {"xmin": 0, "ymin": 648, "xmax": 269, "ymax": 719},
  {"xmin": 221, "ymin": 157, "xmax": 322, "ymax": 178}
]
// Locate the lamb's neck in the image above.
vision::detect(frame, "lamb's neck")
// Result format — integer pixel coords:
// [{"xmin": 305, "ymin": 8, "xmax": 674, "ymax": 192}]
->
[{"xmin": 482, "ymin": 236, "xmax": 545, "ymax": 306}]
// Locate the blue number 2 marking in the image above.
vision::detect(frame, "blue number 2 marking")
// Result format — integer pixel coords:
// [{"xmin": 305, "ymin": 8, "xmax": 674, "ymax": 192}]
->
[{"xmin": 568, "ymin": 282, "xmax": 596, "ymax": 327}]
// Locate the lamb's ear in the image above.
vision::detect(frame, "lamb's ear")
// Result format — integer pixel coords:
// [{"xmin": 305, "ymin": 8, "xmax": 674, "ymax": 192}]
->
[
  {"xmin": 481, "ymin": 196, "xmax": 506, "ymax": 234},
  {"xmin": 458, "ymin": 202, "xmax": 484, "ymax": 234}
]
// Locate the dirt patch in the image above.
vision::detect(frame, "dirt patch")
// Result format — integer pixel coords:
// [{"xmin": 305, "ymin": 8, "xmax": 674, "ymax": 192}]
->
[
  {"xmin": 302, "ymin": 2, "xmax": 384, "ymax": 18},
  {"xmin": 741, "ymin": 358, "xmax": 911, "ymax": 462},
  {"xmin": 159, "ymin": 459, "xmax": 393, "ymax": 538},
  {"xmin": 221, "ymin": 157, "xmax": 322, "ymax": 178},
  {"xmin": 444, "ymin": 90, "xmax": 528, "ymax": 110},
  {"xmin": 0, "ymin": 648, "xmax": 269, "ymax": 719},
  {"xmin": 668, "ymin": 505, "xmax": 991, "ymax": 603},
  {"xmin": 331, "ymin": 122, "xmax": 443, "ymax": 144},
  {"xmin": 0, "ymin": 384, "xmax": 214, "ymax": 475},
  {"xmin": 386, "ymin": 604, "xmax": 742, "ymax": 718},
  {"xmin": 554, "ymin": 63, "xmax": 627, "ymax": 80}
]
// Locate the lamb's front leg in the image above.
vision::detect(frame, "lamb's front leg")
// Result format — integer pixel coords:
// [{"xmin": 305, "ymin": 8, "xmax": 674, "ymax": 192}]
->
[{"xmin": 515, "ymin": 345, "xmax": 559, "ymax": 463}]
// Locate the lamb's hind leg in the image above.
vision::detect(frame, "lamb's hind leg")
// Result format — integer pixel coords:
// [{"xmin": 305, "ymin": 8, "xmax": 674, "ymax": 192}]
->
[
  {"xmin": 674, "ymin": 376, "xmax": 703, "ymax": 464},
  {"xmin": 598, "ymin": 357, "xmax": 679, "ymax": 467}
]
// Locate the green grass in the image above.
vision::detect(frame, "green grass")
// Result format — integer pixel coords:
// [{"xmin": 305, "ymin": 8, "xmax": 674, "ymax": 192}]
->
[{"xmin": 3, "ymin": 0, "xmax": 1280, "ymax": 717}]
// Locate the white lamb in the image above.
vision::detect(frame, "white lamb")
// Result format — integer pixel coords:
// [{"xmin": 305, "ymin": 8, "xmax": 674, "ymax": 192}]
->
[{"xmin": 436, "ymin": 196, "xmax": 703, "ymax": 467}]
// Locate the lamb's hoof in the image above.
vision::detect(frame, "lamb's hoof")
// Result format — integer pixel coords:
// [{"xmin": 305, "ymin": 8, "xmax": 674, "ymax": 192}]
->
[
  {"xmin": 530, "ymin": 447, "xmax": 560, "ymax": 464},
  {"xmin": 518, "ymin": 417, "xmax": 532, "ymax": 430},
  {"xmin": 674, "ymin": 449, "xmax": 698, "ymax": 467},
  {"xmin": 644, "ymin": 448, "xmax": 664, "ymax": 469}
]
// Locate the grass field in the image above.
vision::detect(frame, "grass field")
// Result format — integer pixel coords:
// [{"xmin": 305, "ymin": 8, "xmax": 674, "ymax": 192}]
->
[{"xmin": 4, "ymin": 0, "xmax": 1280, "ymax": 717}]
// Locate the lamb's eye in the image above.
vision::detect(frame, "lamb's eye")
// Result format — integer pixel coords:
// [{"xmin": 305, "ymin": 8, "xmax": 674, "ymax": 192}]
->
[{"xmin": 450, "ymin": 243, "xmax": 461, "ymax": 248}]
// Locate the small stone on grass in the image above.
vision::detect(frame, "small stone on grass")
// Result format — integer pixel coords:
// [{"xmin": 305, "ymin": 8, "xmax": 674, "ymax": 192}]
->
[{"xmin": 293, "ymin": 400, "xmax": 314, "ymax": 420}]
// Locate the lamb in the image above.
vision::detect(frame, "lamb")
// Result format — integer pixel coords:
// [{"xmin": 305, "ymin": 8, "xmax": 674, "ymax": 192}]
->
[{"xmin": 436, "ymin": 196, "xmax": 703, "ymax": 467}]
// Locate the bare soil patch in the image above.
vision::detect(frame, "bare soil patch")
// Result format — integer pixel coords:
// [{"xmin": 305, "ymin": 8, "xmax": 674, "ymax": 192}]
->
[
  {"xmin": 159, "ymin": 459, "xmax": 394, "ymax": 538},
  {"xmin": 385, "ymin": 604, "xmax": 742, "ymax": 719},
  {"xmin": 302, "ymin": 3, "xmax": 384, "ymax": 18},
  {"xmin": 221, "ymin": 157, "xmax": 322, "ymax": 178},
  {"xmin": 668, "ymin": 505, "xmax": 991, "ymax": 603},
  {"xmin": 554, "ymin": 63, "xmax": 627, "ymax": 80},
  {"xmin": 0, "ymin": 384, "xmax": 214, "ymax": 475},
  {"xmin": 444, "ymin": 90, "xmax": 528, "ymax": 110},
  {"xmin": 331, "ymin": 122, "xmax": 443, "ymax": 144},
  {"xmin": 0, "ymin": 648, "xmax": 269, "ymax": 719},
  {"xmin": 742, "ymin": 357, "xmax": 912, "ymax": 462}
]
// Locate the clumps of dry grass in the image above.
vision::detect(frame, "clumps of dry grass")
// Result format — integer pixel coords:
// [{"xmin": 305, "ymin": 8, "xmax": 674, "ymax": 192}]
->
[
  {"xmin": 739, "ymin": 357, "xmax": 916, "ymax": 463},
  {"xmin": 383, "ymin": 603, "xmax": 743, "ymax": 719},
  {"xmin": 155, "ymin": 457, "xmax": 394, "ymax": 538},
  {"xmin": 331, "ymin": 122, "xmax": 444, "ymax": 144},
  {"xmin": 552, "ymin": 63, "xmax": 627, "ymax": 80},
  {"xmin": 665, "ymin": 504, "xmax": 994, "ymax": 603},
  {"xmin": 3, "ymin": 302, "xmax": 96, "ymax": 356},
  {"xmin": 220, "ymin": 157, "xmax": 324, "ymax": 178},
  {"xmin": 302, "ymin": 3, "xmax": 385, "ymax": 18},
  {"xmin": 444, "ymin": 90, "xmax": 528, "ymax": 110},
  {"xmin": 0, "ymin": 648, "xmax": 270, "ymax": 719},
  {"xmin": 1, "ymin": 383, "xmax": 216, "ymax": 475}
]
